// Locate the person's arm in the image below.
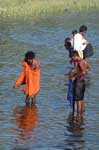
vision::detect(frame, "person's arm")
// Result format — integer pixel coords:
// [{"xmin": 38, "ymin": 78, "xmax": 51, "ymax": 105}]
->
[
  {"xmin": 83, "ymin": 36, "xmax": 89, "ymax": 44},
  {"xmin": 86, "ymin": 61, "xmax": 90, "ymax": 72},
  {"xmin": 13, "ymin": 71, "xmax": 25, "ymax": 89},
  {"xmin": 68, "ymin": 68, "xmax": 77, "ymax": 81},
  {"xmin": 81, "ymin": 38, "xmax": 89, "ymax": 50}
]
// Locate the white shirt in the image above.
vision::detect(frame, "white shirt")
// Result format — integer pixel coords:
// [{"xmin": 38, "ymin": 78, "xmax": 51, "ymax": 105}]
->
[{"xmin": 73, "ymin": 33, "xmax": 87, "ymax": 51}]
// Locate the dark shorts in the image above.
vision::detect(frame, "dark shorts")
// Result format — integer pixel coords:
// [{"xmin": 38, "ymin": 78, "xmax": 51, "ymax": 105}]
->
[{"xmin": 73, "ymin": 79, "xmax": 86, "ymax": 101}]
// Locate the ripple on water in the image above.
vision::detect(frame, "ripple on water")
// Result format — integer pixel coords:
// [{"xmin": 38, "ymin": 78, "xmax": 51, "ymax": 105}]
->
[{"xmin": 0, "ymin": 12, "xmax": 99, "ymax": 150}]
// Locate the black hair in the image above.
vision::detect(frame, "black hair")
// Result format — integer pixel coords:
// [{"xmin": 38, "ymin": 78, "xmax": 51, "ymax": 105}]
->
[
  {"xmin": 64, "ymin": 38, "xmax": 72, "ymax": 50},
  {"xmin": 71, "ymin": 50, "xmax": 79, "ymax": 57},
  {"xmin": 79, "ymin": 25, "xmax": 87, "ymax": 32},
  {"xmin": 24, "ymin": 51, "xmax": 35, "ymax": 62},
  {"xmin": 72, "ymin": 29, "xmax": 78, "ymax": 35}
]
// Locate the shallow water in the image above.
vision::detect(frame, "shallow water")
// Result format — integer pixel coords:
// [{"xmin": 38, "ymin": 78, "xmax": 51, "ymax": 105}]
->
[{"xmin": 0, "ymin": 11, "xmax": 99, "ymax": 150}]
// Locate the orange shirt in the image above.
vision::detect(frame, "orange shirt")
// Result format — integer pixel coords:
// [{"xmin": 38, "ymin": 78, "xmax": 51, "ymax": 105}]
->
[{"xmin": 15, "ymin": 61, "xmax": 40, "ymax": 96}]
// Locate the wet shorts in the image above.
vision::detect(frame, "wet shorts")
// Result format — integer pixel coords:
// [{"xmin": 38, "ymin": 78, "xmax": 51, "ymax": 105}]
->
[{"xmin": 73, "ymin": 79, "xmax": 86, "ymax": 101}]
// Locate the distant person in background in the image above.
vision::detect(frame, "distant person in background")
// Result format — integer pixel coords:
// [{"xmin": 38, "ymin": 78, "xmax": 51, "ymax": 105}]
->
[
  {"xmin": 64, "ymin": 25, "xmax": 94, "ymax": 61},
  {"xmin": 71, "ymin": 29, "xmax": 78, "ymax": 47},
  {"xmin": 64, "ymin": 30, "xmax": 78, "ymax": 63},
  {"xmin": 13, "ymin": 51, "xmax": 40, "ymax": 105},
  {"xmin": 73, "ymin": 25, "xmax": 89, "ymax": 59},
  {"xmin": 64, "ymin": 37, "xmax": 73, "ymax": 58}
]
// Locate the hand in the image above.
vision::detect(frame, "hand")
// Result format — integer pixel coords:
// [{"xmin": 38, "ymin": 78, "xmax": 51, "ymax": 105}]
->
[
  {"xmin": 13, "ymin": 85, "xmax": 18, "ymax": 89},
  {"xmin": 71, "ymin": 77, "xmax": 76, "ymax": 81}
]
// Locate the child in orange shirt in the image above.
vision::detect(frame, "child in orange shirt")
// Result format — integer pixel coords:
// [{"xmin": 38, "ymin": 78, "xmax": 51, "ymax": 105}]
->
[{"xmin": 13, "ymin": 51, "xmax": 40, "ymax": 105}]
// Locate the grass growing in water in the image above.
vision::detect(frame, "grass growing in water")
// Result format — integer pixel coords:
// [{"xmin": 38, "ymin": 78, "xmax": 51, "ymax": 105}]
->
[{"xmin": 0, "ymin": 0, "xmax": 99, "ymax": 19}]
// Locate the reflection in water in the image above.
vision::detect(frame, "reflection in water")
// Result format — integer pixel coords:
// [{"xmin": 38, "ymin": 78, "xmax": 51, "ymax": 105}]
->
[
  {"xmin": 14, "ymin": 103, "xmax": 38, "ymax": 141},
  {"xmin": 64, "ymin": 113, "xmax": 85, "ymax": 150}
]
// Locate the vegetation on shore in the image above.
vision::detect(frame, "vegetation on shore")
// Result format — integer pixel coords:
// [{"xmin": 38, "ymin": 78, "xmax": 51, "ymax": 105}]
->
[{"xmin": 0, "ymin": 0, "xmax": 99, "ymax": 19}]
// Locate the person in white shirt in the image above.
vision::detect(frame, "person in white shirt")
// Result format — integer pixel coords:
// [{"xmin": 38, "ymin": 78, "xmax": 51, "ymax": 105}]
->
[
  {"xmin": 73, "ymin": 25, "xmax": 89, "ymax": 58},
  {"xmin": 71, "ymin": 29, "xmax": 78, "ymax": 47}
]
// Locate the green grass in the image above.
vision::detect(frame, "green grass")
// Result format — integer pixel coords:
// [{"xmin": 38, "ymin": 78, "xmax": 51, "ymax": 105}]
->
[{"xmin": 0, "ymin": 0, "xmax": 99, "ymax": 19}]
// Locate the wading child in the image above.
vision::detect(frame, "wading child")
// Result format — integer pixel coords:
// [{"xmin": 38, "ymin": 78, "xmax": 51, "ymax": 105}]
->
[
  {"xmin": 68, "ymin": 51, "xmax": 90, "ymax": 114},
  {"xmin": 13, "ymin": 51, "xmax": 40, "ymax": 105}
]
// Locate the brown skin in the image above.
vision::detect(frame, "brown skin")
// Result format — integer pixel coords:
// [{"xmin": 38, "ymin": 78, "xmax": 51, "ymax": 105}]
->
[
  {"xmin": 69, "ymin": 55, "xmax": 90, "ymax": 114},
  {"xmin": 69, "ymin": 56, "xmax": 90, "ymax": 81},
  {"xmin": 27, "ymin": 58, "xmax": 40, "ymax": 69}
]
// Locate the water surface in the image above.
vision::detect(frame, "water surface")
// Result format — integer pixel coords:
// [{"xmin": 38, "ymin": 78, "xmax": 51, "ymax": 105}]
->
[{"xmin": 0, "ymin": 11, "xmax": 99, "ymax": 150}]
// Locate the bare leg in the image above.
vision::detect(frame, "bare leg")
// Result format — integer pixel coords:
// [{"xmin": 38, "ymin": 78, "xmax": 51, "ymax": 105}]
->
[
  {"xmin": 25, "ymin": 95, "xmax": 30, "ymax": 104},
  {"xmin": 81, "ymin": 101, "xmax": 85, "ymax": 112},
  {"xmin": 72, "ymin": 101, "xmax": 75, "ymax": 114},
  {"xmin": 77, "ymin": 101, "xmax": 82, "ymax": 114},
  {"xmin": 31, "ymin": 95, "xmax": 36, "ymax": 105},
  {"xmin": 76, "ymin": 111, "xmax": 84, "ymax": 123}
]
